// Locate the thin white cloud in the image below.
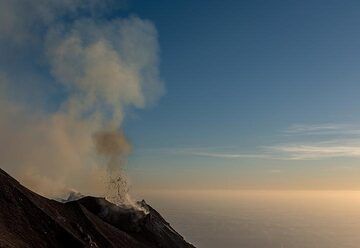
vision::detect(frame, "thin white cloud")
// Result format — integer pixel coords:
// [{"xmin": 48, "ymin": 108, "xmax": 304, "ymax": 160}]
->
[
  {"xmin": 264, "ymin": 123, "xmax": 360, "ymax": 160},
  {"xmin": 143, "ymin": 142, "xmax": 360, "ymax": 160},
  {"xmin": 267, "ymin": 139, "xmax": 360, "ymax": 160},
  {"xmin": 137, "ymin": 123, "xmax": 360, "ymax": 161},
  {"xmin": 187, "ymin": 134, "xmax": 360, "ymax": 160},
  {"xmin": 285, "ymin": 123, "xmax": 360, "ymax": 136}
]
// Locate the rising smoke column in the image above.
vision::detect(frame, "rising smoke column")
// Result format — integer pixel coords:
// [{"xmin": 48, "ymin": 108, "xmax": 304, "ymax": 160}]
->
[
  {"xmin": 93, "ymin": 130, "xmax": 132, "ymax": 205},
  {"xmin": 0, "ymin": 0, "xmax": 164, "ymax": 203}
]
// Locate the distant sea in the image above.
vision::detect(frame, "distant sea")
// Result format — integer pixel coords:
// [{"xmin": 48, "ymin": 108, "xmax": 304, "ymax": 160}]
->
[{"xmin": 136, "ymin": 190, "xmax": 360, "ymax": 248}]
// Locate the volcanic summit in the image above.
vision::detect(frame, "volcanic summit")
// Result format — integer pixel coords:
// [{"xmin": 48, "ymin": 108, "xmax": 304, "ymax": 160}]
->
[{"xmin": 0, "ymin": 168, "xmax": 195, "ymax": 248}]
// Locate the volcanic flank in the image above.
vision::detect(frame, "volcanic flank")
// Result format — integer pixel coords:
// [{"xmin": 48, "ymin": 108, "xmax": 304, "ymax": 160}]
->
[{"xmin": 0, "ymin": 168, "xmax": 195, "ymax": 248}]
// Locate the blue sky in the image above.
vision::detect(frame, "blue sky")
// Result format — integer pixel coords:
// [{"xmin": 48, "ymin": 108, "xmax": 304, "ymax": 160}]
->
[
  {"xmin": 125, "ymin": 0, "xmax": 360, "ymax": 146},
  {"xmin": 2, "ymin": 0, "xmax": 360, "ymax": 192},
  {"xmin": 118, "ymin": 0, "xmax": 360, "ymax": 189}
]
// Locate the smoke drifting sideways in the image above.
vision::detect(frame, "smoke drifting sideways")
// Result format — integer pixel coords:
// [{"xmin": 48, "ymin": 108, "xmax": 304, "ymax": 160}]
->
[{"xmin": 0, "ymin": 0, "xmax": 164, "ymax": 208}]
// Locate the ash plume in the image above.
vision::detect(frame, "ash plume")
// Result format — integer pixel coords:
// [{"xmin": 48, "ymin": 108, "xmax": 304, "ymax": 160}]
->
[
  {"xmin": 0, "ymin": 0, "xmax": 163, "ymax": 205},
  {"xmin": 93, "ymin": 130, "xmax": 134, "ymax": 206},
  {"xmin": 93, "ymin": 131, "xmax": 132, "ymax": 168}
]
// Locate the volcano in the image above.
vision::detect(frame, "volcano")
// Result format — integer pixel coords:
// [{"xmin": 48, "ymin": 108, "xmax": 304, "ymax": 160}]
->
[{"xmin": 0, "ymin": 168, "xmax": 195, "ymax": 248}]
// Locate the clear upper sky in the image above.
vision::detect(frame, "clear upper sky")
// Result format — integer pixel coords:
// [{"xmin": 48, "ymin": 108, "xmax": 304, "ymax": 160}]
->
[{"xmin": 118, "ymin": 0, "xmax": 360, "ymax": 190}]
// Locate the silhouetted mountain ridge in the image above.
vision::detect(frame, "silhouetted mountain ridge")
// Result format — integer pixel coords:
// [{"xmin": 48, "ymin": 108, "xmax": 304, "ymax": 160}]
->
[{"xmin": 0, "ymin": 168, "xmax": 195, "ymax": 248}]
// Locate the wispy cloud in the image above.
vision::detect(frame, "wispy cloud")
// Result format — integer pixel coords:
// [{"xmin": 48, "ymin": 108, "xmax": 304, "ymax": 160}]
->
[
  {"xmin": 190, "ymin": 140, "xmax": 360, "ymax": 160},
  {"xmin": 138, "ymin": 123, "xmax": 360, "ymax": 161},
  {"xmin": 261, "ymin": 123, "xmax": 360, "ymax": 160},
  {"xmin": 267, "ymin": 139, "xmax": 360, "ymax": 160},
  {"xmin": 285, "ymin": 123, "xmax": 360, "ymax": 136}
]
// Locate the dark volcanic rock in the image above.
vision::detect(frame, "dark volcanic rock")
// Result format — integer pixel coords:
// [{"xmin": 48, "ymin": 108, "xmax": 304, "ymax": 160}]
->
[{"xmin": 0, "ymin": 168, "xmax": 195, "ymax": 248}]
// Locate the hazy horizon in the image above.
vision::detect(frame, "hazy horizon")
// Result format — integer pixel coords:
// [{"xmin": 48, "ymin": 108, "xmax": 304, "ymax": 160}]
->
[{"xmin": 135, "ymin": 189, "xmax": 360, "ymax": 248}]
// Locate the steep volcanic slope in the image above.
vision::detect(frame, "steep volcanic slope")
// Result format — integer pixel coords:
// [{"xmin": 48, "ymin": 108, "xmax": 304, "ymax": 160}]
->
[{"xmin": 0, "ymin": 168, "xmax": 195, "ymax": 248}]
